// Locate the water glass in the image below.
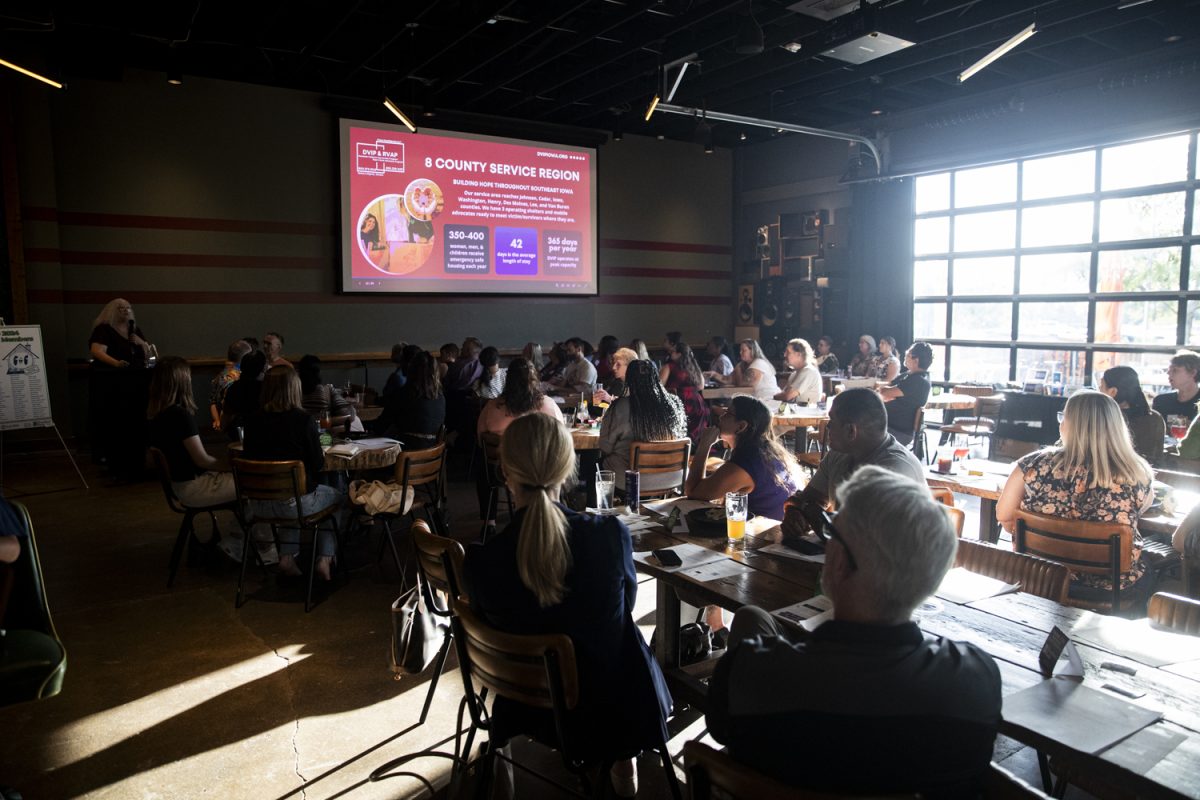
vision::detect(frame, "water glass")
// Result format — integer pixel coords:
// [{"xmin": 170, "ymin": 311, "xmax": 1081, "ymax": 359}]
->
[
  {"xmin": 596, "ymin": 470, "xmax": 616, "ymax": 515},
  {"xmin": 725, "ymin": 491, "xmax": 748, "ymax": 548}
]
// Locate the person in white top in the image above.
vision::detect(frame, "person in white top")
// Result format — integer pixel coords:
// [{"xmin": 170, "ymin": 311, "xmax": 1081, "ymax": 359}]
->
[
  {"xmin": 775, "ymin": 338, "xmax": 822, "ymax": 404},
  {"xmin": 707, "ymin": 336, "xmax": 735, "ymax": 377},
  {"xmin": 706, "ymin": 339, "xmax": 778, "ymax": 402}
]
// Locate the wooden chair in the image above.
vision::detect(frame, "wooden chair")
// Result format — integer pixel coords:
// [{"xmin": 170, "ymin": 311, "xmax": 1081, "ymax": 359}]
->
[
  {"xmin": 684, "ymin": 741, "xmax": 918, "ymax": 799},
  {"xmin": 479, "ymin": 431, "xmax": 513, "ymax": 539},
  {"xmin": 231, "ymin": 458, "xmax": 341, "ymax": 612},
  {"xmin": 409, "ymin": 520, "xmax": 466, "ymax": 726},
  {"xmin": 939, "ymin": 395, "xmax": 1003, "ymax": 448},
  {"xmin": 0, "ymin": 502, "xmax": 67, "ymax": 707},
  {"xmin": 629, "ymin": 438, "xmax": 692, "ymax": 499},
  {"xmin": 930, "ymin": 487, "xmax": 955, "ymax": 506},
  {"xmin": 450, "ymin": 599, "xmax": 682, "ymax": 799},
  {"xmin": 150, "ymin": 447, "xmax": 240, "ymax": 588},
  {"xmin": 910, "ymin": 406, "xmax": 928, "ymax": 462},
  {"xmin": 1147, "ymin": 591, "xmax": 1200, "ymax": 635},
  {"xmin": 368, "ymin": 443, "xmax": 448, "ymax": 576},
  {"xmin": 1013, "ymin": 509, "xmax": 1135, "ymax": 613},
  {"xmin": 796, "ymin": 419, "xmax": 828, "ymax": 471},
  {"xmin": 956, "ymin": 538, "xmax": 1069, "ymax": 603}
]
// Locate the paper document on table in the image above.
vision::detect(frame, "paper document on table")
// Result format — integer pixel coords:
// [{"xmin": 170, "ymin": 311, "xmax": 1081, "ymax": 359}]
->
[
  {"xmin": 935, "ymin": 567, "xmax": 1019, "ymax": 605},
  {"xmin": 1002, "ymin": 678, "xmax": 1163, "ymax": 754},
  {"xmin": 632, "ymin": 542, "xmax": 726, "ymax": 573},
  {"xmin": 326, "ymin": 442, "xmax": 362, "ymax": 458},
  {"xmin": 1069, "ymin": 618, "xmax": 1200, "ymax": 668},
  {"xmin": 351, "ymin": 437, "xmax": 401, "ymax": 449},
  {"xmin": 640, "ymin": 498, "xmax": 714, "ymax": 534},
  {"xmin": 773, "ymin": 595, "xmax": 834, "ymax": 632},
  {"xmin": 759, "ymin": 541, "xmax": 825, "ymax": 564},
  {"xmin": 682, "ymin": 559, "xmax": 747, "ymax": 583}
]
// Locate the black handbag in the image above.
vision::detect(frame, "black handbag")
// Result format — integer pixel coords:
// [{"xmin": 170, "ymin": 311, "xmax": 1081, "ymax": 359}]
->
[
  {"xmin": 390, "ymin": 573, "xmax": 447, "ymax": 676},
  {"xmin": 650, "ymin": 608, "xmax": 713, "ymax": 666}
]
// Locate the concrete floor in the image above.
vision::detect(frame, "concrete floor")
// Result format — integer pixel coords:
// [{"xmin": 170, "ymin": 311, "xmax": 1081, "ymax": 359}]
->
[{"xmin": 0, "ymin": 445, "xmax": 1105, "ymax": 799}]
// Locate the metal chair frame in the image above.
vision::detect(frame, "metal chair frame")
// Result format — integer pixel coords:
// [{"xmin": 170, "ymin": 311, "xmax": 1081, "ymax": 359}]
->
[{"xmin": 149, "ymin": 447, "xmax": 240, "ymax": 587}]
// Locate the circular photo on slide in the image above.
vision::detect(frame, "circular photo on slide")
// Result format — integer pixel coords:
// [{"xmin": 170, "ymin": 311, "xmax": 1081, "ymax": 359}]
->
[
  {"xmin": 404, "ymin": 177, "xmax": 444, "ymax": 242},
  {"xmin": 357, "ymin": 194, "xmax": 435, "ymax": 276}
]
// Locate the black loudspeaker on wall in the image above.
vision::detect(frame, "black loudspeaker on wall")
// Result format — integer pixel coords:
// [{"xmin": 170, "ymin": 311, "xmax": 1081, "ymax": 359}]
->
[
  {"xmin": 757, "ymin": 278, "xmax": 781, "ymax": 328},
  {"xmin": 737, "ymin": 284, "xmax": 755, "ymax": 325}
]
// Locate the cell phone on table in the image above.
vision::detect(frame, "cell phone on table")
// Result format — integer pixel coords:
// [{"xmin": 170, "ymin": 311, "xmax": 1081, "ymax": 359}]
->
[{"xmin": 652, "ymin": 548, "xmax": 683, "ymax": 567}]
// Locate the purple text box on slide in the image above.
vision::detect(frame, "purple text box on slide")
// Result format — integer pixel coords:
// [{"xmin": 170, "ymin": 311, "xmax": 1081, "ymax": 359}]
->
[
  {"xmin": 494, "ymin": 227, "xmax": 538, "ymax": 275},
  {"xmin": 543, "ymin": 230, "xmax": 582, "ymax": 274}
]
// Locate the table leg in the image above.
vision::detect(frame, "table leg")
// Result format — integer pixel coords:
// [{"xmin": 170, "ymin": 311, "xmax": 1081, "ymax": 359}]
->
[
  {"xmin": 655, "ymin": 579, "xmax": 681, "ymax": 669},
  {"xmin": 980, "ymin": 497, "xmax": 999, "ymax": 543}
]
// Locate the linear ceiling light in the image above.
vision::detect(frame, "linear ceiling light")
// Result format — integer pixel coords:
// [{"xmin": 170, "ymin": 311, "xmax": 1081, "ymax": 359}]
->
[
  {"xmin": 958, "ymin": 23, "xmax": 1036, "ymax": 83},
  {"xmin": 383, "ymin": 97, "xmax": 417, "ymax": 132},
  {"xmin": 0, "ymin": 57, "xmax": 63, "ymax": 89},
  {"xmin": 644, "ymin": 93, "xmax": 660, "ymax": 121}
]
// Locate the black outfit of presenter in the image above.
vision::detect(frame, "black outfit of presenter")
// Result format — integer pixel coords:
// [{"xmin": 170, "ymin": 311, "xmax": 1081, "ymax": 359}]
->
[{"xmin": 88, "ymin": 321, "xmax": 152, "ymax": 479}]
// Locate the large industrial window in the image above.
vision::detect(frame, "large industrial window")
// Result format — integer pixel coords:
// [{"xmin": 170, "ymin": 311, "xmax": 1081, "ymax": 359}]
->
[{"xmin": 912, "ymin": 131, "xmax": 1198, "ymax": 390}]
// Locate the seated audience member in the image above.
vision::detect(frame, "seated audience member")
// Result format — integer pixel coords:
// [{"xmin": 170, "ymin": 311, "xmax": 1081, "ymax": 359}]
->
[
  {"xmin": 0, "ymin": 492, "xmax": 26, "ymax": 565},
  {"xmin": 552, "ymin": 337, "xmax": 598, "ymax": 393},
  {"xmin": 522, "ymin": 341, "xmax": 545, "ymax": 371},
  {"xmin": 782, "ymin": 388, "xmax": 925, "ymax": 537},
  {"xmin": 297, "ymin": 355, "xmax": 355, "ymax": 430},
  {"xmin": 600, "ymin": 360, "xmax": 687, "ymax": 478},
  {"xmin": 662, "ymin": 331, "xmax": 683, "ymax": 364},
  {"xmin": 436, "ymin": 342, "xmax": 459, "ymax": 382},
  {"xmin": 263, "ymin": 331, "xmax": 290, "ymax": 368},
  {"xmin": 704, "ymin": 339, "xmax": 778, "ymax": 402},
  {"xmin": 708, "ymin": 465, "xmax": 1001, "ymax": 796},
  {"xmin": 706, "ymin": 336, "xmax": 735, "ymax": 377},
  {"xmin": 1100, "ymin": 365, "xmax": 1163, "ymax": 463},
  {"xmin": 221, "ymin": 349, "xmax": 268, "ymax": 438},
  {"xmin": 539, "ymin": 342, "xmax": 565, "ymax": 384},
  {"xmin": 775, "ymin": 338, "xmax": 821, "ymax": 404},
  {"xmin": 149, "ymin": 357, "xmax": 236, "ymax": 510},
  {"xmin": 375, "ymin": 352, "xmax": 446, "ymax": 447},
  {"xmin": 463, "ymin": 413, "xmax": 671, "ymax": 796},
  {"xmin": 477, "ymin": 358, "xmax": 563, "ymax": 437},
  {"xmin": 243, "ymin": 366, "xmax": 345, "ymax": 580},
  {"xmin": 594, "ymin": 335, "xmax": 620, "ymax": 386},
  {"xmin": 879, "ymin": 341, "xmax": 933, "ymax": 446},
  {"xmin": 240, "ymin": 336, "xmax": 261, "ymax": 354},
  {"xmin": 444, "ymin": 337, "xmax": 483, "ymax": 393},
  {"xmin": 997, "ymin": 390, "xmax": 1154, "ymax": 604},
  {"xmin": 1153, "ymin": 350, "xmax": 1200, "ymax": 423},
  {"xmin": 659, "ymin": 342, "xmax": 709, "ymax": 438},
  {"xmin": 594, "ymin": 347, "xmax": 638, "ymax": 403},
  {"xmin": 686, "ymin": 395, "xmax": 799, "ymax": 521},
  {"xmin": 874, "ymin": 335, "xmax": 901, "ymax": 382},
  {"xmin": 382, "ymin": 343, "xmax": 416, "ymax": 400},
  {"xmin": 209, "ymin": 339, "xmax": 252, "ymax": 431},
  {"xmin": 473, "ymin": 346, "xmax": 506, "ymax": 399},
  {"xmin": 814, "ymin": 335, "xmax": 840, "ymax": 374},
  {"xmin": 847, "ymin": 334, "xmax": 877, "ymax": 378}
]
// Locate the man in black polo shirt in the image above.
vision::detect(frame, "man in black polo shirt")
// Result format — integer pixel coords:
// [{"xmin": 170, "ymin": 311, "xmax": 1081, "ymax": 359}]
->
[
  {"xmin": 708, "ymin": 465, "xmax": 1002, "ymax": 797},
  {"xmin": 1153, "ymin": 351, "xmax": 1200, "ymax": 422}
]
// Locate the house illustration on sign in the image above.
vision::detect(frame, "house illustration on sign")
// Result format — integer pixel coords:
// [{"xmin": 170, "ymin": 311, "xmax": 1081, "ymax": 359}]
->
[{"xmin": 4, "ymin": 343, "xmax": 39, "ymax": 375}]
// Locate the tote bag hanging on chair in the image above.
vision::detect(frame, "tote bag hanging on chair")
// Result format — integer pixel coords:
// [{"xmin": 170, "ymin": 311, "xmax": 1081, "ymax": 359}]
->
[{"xmin": 390, "ymin": 573, "xmax": 446, "ymax": 676}]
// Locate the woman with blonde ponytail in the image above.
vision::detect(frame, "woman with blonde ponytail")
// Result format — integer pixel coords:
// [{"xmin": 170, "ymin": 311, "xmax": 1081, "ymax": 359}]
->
[{"xmin": 463, "ymin": 413, "xmax": 672, "ymax": 797}]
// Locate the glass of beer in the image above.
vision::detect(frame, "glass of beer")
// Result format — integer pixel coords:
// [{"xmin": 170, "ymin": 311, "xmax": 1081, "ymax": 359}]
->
[{"xmin": 726, "ymin": 491, "xmax": 748, "ymax": 548}]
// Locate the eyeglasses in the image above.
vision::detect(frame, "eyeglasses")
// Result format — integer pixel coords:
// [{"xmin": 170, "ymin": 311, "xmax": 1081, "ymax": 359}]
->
[{"xmin": 812, "ymin": 509, "xmax": 858, "ymax": 571}]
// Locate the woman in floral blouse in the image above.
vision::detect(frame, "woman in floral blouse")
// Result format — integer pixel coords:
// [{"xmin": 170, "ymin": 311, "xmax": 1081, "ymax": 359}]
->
[{"xmin": 997, "ymin": 390, "xmax": 1154, "ymax": 601}]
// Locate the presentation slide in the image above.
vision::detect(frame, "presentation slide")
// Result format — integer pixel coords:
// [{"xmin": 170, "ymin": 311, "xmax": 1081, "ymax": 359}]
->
[{"xmin": 339, "ymin": 119, "xmax": 597, "ymax": 296}]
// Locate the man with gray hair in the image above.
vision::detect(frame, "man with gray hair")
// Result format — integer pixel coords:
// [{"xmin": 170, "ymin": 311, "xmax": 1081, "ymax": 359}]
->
[{"xmin": 707, "ymin": 465, "xmax": 1001, "ymax": 797}]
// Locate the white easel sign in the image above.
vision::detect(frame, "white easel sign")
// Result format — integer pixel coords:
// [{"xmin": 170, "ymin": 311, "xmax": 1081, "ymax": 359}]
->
[{"xmin": 0, "ymin": 326, "xmax": 54, "ymax": 431}]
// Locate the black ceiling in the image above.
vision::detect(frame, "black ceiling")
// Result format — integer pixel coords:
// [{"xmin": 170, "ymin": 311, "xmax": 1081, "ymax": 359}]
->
[{"xmin": 2, "ymin": 0, "xmax": 1198, "ymax": 146}]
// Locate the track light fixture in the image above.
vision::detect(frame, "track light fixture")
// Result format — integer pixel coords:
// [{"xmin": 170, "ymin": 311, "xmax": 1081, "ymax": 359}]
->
[
  {"xmin": 0, "ymin": 57, "xmax": 63, "ymax": 89},
  {"xmin": 958, "ymin": 23, "xmax": 1037, "ymax": 83},
  {"xmin": 383, "ymin": 97, "xmax": 417, "ymax": 132}
]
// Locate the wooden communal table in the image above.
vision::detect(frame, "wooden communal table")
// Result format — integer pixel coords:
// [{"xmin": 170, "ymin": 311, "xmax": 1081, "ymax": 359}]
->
[
  {"xmin": 769, "ymin": 405, "xmax": 827, "ymax": 429},
  {"xmin": 925, "ymin": 458, "xmax": 1012, "ymax": 543},
  {"xmin": 635, "ymin": 500, "xmax": 1200, "ymax": 799},
  {"xmin": 925, "ymin": 391, "xmax": 992, "ymax": 411},
  {"xmin": 571, "ymin": 426, "xmax": 600, "ymax": 451}
]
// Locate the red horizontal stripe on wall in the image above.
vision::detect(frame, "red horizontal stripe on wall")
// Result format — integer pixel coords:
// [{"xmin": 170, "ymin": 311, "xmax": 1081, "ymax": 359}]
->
[
  {"xmin": 602, "ymin": 266, "xmax": 730, "ymax": 281},
  {"xmin": 600, "ymin": 238, "xmax": 731, "ymax": 256},
  {"xmin": 27, "ymin": 248, "xmax": 323, "ymax": 270},
  {"xmin": 21, "ymin": 206, "xmax": 330, "ymax": 236},
  {"xmin": 29, "ymin": 289, "xmax": 728, "ymax": 307}
]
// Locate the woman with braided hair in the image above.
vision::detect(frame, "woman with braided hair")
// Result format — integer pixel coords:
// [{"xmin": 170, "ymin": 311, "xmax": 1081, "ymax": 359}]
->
[
  {"xmin": 599, "ymin": 359, "xmax": 687, "ymax": 477},
  {"xmin": 462, "ymin": 413, "xmax": 671, "ymax": 796}
]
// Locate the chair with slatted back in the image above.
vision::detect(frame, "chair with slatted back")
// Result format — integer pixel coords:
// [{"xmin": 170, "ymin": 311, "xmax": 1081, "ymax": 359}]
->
[
  {"xmin": 406, "ymin": 520, "xmax": 466, "ymax": 726},
  {"xmin": 956, "ymin": 538, "xmax": 1069, "ymax": 603},
  {"xmin": 684, "ymin": 741, "xmax": 920, "ymax": 799},
  {"xmin": 909, "ymin": 406, "xmax": 928, "ymax": 462},
  {"xmin": 479, "ymin": 431, "xmax": 513, "ymax": 540},
  {"xmin": 150, "ymin": 447, "xmax": 241, "ymax": 587},
  {"xmin": 930, "ymin": 487, "xmax": 955, "ymax": 507},
  {"xmin": 1147, "ymin": 591, "xmax": 1200, "ymax": 635},
  {"xmin": 231, "ymin": 458, "xmax": 341, "ymax": 612},
  {"xmin": 1014, "ymin": 509, "xmax": 1137, "ymax": 613},
  {"xmin": 796, "ymin": 419, "xmax": 828, "ymax": 472},
  {"xmin": 939, "ymin": 395, "xmax": 1003, "ymax": 449},
  {"xmin": 367, "ymin": 443, "xmax": 448, "ymax": 577},
  {"xmin": 629, "ymin": 438, "xmax": 691, "ymax": 499},
  {"xmin": 450, "ymin": 599, "xmax": 682, "ymax": 799}
]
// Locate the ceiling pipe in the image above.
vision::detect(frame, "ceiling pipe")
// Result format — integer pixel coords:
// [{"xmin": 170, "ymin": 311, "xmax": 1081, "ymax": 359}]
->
[{"xmin": 655, "ymin": 102, "xmax": 882, "ymax": 169}]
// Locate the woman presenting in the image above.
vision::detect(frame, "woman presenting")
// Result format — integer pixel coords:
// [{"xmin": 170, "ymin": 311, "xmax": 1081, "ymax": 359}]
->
[{"xmin": 89, "ymin": 298, "xmax": 155, "ymax": 478}]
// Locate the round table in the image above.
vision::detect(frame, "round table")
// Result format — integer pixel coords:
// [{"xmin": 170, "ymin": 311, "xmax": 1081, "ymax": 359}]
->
[
  {"xmin": 572, "ymin": 427, "xmax": 600, "ymax": 451},
  {"xmin": 925, "ymin": 392, "xmax": 989, "ymax": 411},
  {"xmin": 229, "ymin": 440, "xmax": 402, "ymax": 473}
]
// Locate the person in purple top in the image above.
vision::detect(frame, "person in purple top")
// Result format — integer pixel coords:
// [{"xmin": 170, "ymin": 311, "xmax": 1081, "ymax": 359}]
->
[{"xmin": 685, "ymin": 395, "xmax": 800, "ymax": 521}]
